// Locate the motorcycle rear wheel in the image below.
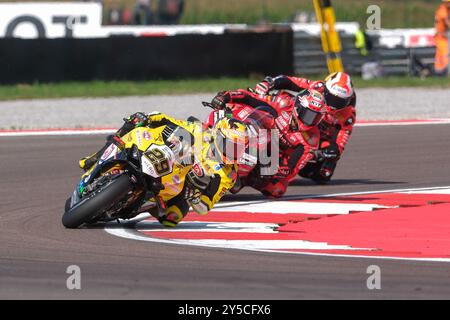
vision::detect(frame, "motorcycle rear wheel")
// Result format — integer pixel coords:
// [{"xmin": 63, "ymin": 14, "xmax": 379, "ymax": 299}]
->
[{"xmin": 62, "ymin": 174, "xmax": 133, "ymax": 229}]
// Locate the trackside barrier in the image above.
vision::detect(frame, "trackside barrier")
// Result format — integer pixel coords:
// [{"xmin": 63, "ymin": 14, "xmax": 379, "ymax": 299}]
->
[
  {"xmin": 0, "ymin": 21, "xmax": 437, "ymax": 83},
  {"xmin": 293, "ymin": 32, "xmax": 436, "ymax": 76},
  {"xmin": 0, "ymin": 31, "xmax": 293, "ymax": 84}
]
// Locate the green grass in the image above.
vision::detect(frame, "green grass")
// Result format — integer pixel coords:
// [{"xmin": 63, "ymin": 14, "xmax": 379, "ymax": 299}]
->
[
  {"xmin": 0, "ymin": 78, "xmax": 258, "ymax": 101},
  {"xmin": 0, "ymin": 0, "xmax": 443, "ymax": 28},
  {"xmin": 0, "ymin": 77, "xmax": 448, "ymax": 101},
  {"xmin": 179, "ymin": 0, "xmax": 443, "ymax": 28},
  {"xmin": 353, "ymin": 76, "xmax": 450, "ymax": 89}
]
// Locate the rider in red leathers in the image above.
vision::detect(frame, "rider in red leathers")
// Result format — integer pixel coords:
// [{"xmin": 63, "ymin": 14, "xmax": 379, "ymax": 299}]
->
[
  {"xmin": 253, "ymin": 72, "xmax": 356, "ymax": 183},
  {"xmin": 211, "ymin": 88, "xmax": 327, "ymax": 198}
]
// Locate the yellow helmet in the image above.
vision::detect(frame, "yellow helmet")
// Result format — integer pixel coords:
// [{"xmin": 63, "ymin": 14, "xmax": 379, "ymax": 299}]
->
[{"xmin": 212, "ymin": 117, "xmax": 248, "ymax": 164}]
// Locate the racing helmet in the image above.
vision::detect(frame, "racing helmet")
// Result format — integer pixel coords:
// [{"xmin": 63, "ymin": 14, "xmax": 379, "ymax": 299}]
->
[
  {"xmin": 293, "ymin": 90, "xmax": 327, "ymax": 129},
  {"xmin": 324, "ymin": 72, "xmax": 354, "ymax": 109},
  {"xmin": 212, "ymin": 117, "xmax": 249, "ymax": 164}
]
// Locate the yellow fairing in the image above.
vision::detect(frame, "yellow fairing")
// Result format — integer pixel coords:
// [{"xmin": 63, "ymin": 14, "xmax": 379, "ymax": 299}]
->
[
  {"xmin": 159, "ymin": 165, "xmax": 190, "ymax": 200},
  {"xmin": 121, "ymin": 126, "xmax": 191, "ymax": 200},
  {"xmin": 121, "ymin": 126, "xmax": 165, "ymax": 151}
]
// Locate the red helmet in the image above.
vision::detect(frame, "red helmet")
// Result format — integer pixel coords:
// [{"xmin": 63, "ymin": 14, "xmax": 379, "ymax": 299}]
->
[
  {"xmin": 293, "ymin": 90, "xmax": 326, "ymax": 129},
  {"xmin": 324, "ymin": 72, "xmax": 354, "ymax": 109}
]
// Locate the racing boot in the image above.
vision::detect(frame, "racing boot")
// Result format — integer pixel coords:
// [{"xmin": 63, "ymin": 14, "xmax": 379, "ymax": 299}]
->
[
  {"xmin": 158, "ymin": 208, "xmax": 184, "ymax": 228},
  {"xmin": 310, "ymin": 160, "xmax": 337, "ymax": 185}
]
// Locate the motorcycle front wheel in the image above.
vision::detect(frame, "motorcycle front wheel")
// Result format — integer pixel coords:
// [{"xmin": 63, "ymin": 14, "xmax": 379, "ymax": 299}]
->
[{"xmin": 62, "ymin": 174, "xmax": 133, "ymax": 229}]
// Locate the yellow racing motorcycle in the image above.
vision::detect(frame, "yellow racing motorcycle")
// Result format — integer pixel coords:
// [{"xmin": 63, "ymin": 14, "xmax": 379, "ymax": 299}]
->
[{"xmin": 62, "ymin": 125, "xmax": 192, "ymax": 228}]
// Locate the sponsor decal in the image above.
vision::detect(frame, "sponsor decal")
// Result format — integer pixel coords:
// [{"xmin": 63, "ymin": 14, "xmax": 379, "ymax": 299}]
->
[
  {"xmin": 275, "ymin": 116, "xmax": 288, "ymax": 129},
  {"xmin": 100, "ymin": 144, "xmax": 117, "ymax": 162},
  {"xmin": 311, "ymin": 91, "xmax": 323, "ymax": 100},
  {"xmin": 0, "ymin": 3, "xmax": 102, "ymax": 39},
  {"xmin": 333, "ymin": 86, "xmax": 348, "ymax": 95},
  {"xmin": 219, "ymin": 187, "xmax": 228, "ymax": 197},
  {"xmin": 142, "ymin": 131, "xmax": 152, "ymax": 141},
  {"xmin": 203, "ymin": 163, "xmax": 211, "ymax": 172},
  {"xmin": 289, "ymin": 134, "xmax": 299, "ymax": 143},
  {"xmin": 172, "ymin": 174, "xmax": 181, "ymax": 185},
  {"xmin": 310, "ymin": 100, "xmax": 322, "ymax": 108},
  {"xmin": 237, "ymin": 109, "xmax": 250, "ymax": 120},
  {"xmin": 192, "ymin": 163, "xmax": 204, "ymax": 177},
  {"xmin": 135, "ymin": 129, "xmax": 142, "ymax": 146},
  {"xmin": 141, "ymin": 155, "xmax": 157, "ymax": 177}
]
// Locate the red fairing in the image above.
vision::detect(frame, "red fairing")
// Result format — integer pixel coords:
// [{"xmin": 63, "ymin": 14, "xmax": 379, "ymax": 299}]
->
[
  {"xmin": 205, "ymin": 111, "xmax": 216, "ymax": 128},
  {"xmin": 223, "ymin": 89, "xmax": 321, "ymax": 198}
]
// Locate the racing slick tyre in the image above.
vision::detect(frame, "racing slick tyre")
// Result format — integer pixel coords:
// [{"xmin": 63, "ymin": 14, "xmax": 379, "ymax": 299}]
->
[
  {"xmin": 62, "ymin": 175, "xmax": 133, "ymax": 229},
  {"xmin": 64, "ymin": 198, "xmax": 71, "ymax": 212}
]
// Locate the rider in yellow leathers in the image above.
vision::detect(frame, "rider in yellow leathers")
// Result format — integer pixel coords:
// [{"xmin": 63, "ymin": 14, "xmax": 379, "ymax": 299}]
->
[{"xmin": 79, "ymin": 112, "xmax": 247, "ymax": 227}]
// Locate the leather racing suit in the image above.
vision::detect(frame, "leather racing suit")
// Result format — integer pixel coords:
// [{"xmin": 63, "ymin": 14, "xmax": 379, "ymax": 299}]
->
[
  {"xmin": 255, "ymin": 75, "xmax": 356, "ymax": 183},
  {"xmin": 212, "ymin": 89, "xmax": 321, "ymax": 197}
]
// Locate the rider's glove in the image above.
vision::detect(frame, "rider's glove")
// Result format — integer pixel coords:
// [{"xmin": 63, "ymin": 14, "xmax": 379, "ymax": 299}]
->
[
  {"xmin": 316, "ymin": 144, "xmax": 340, "ymax": 161},
  {"xmin": 124, "ymin": 112, "xmax": 149, "ymax": 127},
  {"xmin": 254, "ymin": 76, "xmax": 275, "ymax": 95},
  {"xmin": 184, "ymin": 184, "xmax": 202, "ymax": 204},
  {"xmin": 255, "ymin": 82, "xmax": 270, "ymax": 96},
  {"xmin": 255, "ymin": 77, "xmax": 274, "ymax": 95},
  {"xmin": 211, "ymin": 91, "xmax": 231, "ymax": 110}
]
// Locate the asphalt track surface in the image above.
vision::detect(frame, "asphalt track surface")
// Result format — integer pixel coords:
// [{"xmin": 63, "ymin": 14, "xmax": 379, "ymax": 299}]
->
[{"xmin": 1, "ymin": 124, "xmax": 450, "ymax": 299}]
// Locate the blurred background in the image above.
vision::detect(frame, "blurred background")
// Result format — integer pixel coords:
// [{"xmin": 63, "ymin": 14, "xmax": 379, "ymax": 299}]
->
[
  {"xmin": 0, "ymin": 0, "xmax": 442, "ymax": 27},
  {"xmin": 0, "ymin": 0, "xmax": 448, "ymax": 96}
]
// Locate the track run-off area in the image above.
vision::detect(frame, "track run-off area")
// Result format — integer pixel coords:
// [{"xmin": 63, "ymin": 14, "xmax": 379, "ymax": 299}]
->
[{"xmin": 1, "ymin": 120, "xmax": 450, "ymax": 299}]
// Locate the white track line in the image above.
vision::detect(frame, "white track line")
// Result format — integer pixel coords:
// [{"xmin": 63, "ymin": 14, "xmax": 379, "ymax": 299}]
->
[
  {"xmin": 105, "ymin": 185, "xmax": 450, "ymax": 263},
  {"xmin": 212, "ymin": 201, "xmax": 395, "ymax": 214},
  {"xmin": 356, "ymin": 118, "xmax": 450, "ymax": 127},
  {"xmin": 0, "ymin": 129, "xmax": 116, "ymax": 137},
  {"xmin": 105, "ymin": 226, "xmax": 450, "ymax": 263},
  {"xmin": 1, "ymin": 119, "xmax": 450, "ymax": 137},
  {"xmin": 215, "ymin": 185, "xmax": 450, "ymax": 209}
]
